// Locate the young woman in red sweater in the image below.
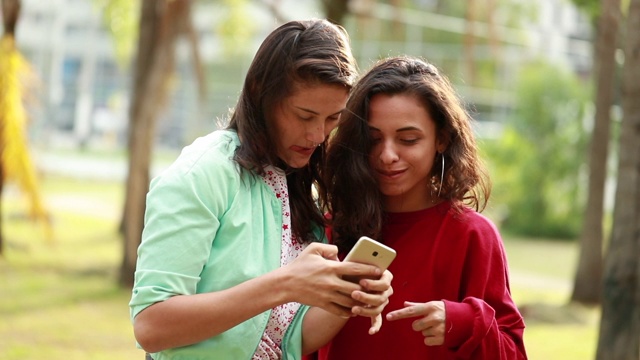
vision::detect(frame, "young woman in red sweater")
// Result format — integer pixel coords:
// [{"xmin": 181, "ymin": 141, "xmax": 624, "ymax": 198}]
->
[{"xmin": 316, "ymin": 56, "xmax": 527, "ymax": 359}]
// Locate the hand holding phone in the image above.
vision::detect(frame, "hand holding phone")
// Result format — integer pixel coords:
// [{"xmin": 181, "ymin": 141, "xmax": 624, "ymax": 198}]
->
[{"xmin": 343, "ymin": 236, "xmax": 396, "ymax": 283}]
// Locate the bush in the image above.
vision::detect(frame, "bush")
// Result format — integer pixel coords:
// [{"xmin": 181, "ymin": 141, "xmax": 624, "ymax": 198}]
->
[{"xmin": 483, "ymin": 61, "xmax": 590, "ymax": 239}]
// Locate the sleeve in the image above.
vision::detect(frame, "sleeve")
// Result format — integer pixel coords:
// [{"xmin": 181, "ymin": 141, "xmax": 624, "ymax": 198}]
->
[
  {"xmin": 282, "ymin": 305, "xmax": 312, "ymax": 360},
  {"xmin": 129, "ymin": 147, "xmax": 238, "ymax": 320},
  {"xmin": 441, "ymin": 215, "xmax": 528, "ymax": 360}
]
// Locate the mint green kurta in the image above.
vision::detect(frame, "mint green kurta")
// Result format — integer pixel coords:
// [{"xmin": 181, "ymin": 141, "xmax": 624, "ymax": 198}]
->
[{"xmin": 130, "ymin": 130, "xmax": 319, "ymax": 359}]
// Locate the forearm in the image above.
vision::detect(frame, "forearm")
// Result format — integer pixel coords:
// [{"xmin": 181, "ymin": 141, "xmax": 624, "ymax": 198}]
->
[
  {"xmin": 301, "ymin": 307, "xmax": 349, "ymax": 355},
  {"xmin": 134, "ymin": 270, "xmax": 289, "ymax": 353}
]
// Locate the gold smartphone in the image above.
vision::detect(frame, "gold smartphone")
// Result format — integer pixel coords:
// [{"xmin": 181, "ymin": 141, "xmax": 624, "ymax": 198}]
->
[{"xmin": 343, "ymin": 236, "xmax": 396, "ymax": 282}]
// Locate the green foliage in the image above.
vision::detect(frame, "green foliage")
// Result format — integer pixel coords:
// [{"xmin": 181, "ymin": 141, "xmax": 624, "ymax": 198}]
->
[
  {"xmin": 216, "ymin": 0, "xmax": 256, "ymax": 58},
  {"xmin": 484, "ymin": 61, "xmax": 590, "ymax": 239},
  {"xmin": 570, "ymin": 0, "xmax": 601, "ymax": 24},
  {"xmin": 92, "ymin": 0, "xmax": 140, "ymax": 68}
]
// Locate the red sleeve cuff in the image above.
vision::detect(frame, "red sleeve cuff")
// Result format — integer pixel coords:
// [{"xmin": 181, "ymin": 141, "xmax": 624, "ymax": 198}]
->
[{"xmin": 442, "ymin": 299, "xmax": 475, "ymax": 349}]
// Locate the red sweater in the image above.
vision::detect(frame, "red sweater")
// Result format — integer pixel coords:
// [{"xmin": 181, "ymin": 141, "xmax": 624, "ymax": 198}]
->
[{"xmin": 315, "ymin": 201, "xmax": 527, "ymax": 360}]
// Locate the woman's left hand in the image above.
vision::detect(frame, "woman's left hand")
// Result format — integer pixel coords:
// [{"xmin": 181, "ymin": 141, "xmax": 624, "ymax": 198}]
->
[
  {"xmin": 386, "ymin": 300, "xmax": 446, "ymax": 346},
  {"xmin": 349, "ymin": 270, "xmax": 394, "ymax": 335}
]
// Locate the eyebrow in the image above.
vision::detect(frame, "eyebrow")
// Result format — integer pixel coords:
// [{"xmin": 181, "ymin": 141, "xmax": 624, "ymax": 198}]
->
[
  {"xmin": 295, "ymin": 106, "xmax": 345, "ymax": 117},
  {"xmin": 368, "ymin": 125, "xmax": 422, "ymax": 132}
]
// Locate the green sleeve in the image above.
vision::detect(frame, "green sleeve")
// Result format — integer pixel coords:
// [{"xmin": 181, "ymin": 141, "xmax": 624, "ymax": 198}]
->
[{"xmin": 129, "ymin": 135, "xmax": 239, "ymax": 320}]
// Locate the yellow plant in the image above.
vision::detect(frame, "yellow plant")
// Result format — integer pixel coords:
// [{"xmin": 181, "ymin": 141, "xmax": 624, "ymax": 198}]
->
[{"xmin": 0, "ymin": 35, "xmax": 52, "ymax": 241}]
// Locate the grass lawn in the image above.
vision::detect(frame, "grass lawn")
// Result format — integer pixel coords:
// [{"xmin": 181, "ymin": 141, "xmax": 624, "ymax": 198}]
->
[
  {"xmin": 504, "ymin": 237, "xmax": 600, "ymax": 360},
  {"xmin": 0, "ymin": 176, "xmax": 144, "ymax": 360},
  {"xmin": 0, "ymin": 175, "xmax": 600, "ymax": 359}
]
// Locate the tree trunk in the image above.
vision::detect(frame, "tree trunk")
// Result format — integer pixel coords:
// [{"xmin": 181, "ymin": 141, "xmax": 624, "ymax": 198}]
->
[
  {"xmin": 570, "ymin": 0, "xmax": 620, "ymax": 305},
  {"xmin": 0, "ymin": 0, "xmax": 21, "ymax": 256},
  {"xmin": 118, "ymin": 0, "xmax": 192, "ymax": 287},
  {"xmin": 596, "ymin": 0, "xmax": 640, "ymax": 358},
  {"xmin": 1, "ymin": 0, "xmax": 20, "ymax": 35}
]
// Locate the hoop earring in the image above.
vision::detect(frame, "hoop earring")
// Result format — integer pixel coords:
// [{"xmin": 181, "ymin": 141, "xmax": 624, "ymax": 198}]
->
[
  {"xmin": 430, "ymin": 152, "xmax": 445, "ymax": 201},
  {"xmin": 438, "ymin": 153, "xmax": 444, "ymax": 198}
]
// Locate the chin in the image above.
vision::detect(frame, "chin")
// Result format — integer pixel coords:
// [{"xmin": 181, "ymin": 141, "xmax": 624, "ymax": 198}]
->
[
  {"xmin": 284, "ymin": 159, "xmax": 309, "ymax": 169},
  {"xmin": 380, "ymin": 187, "xmax": 408, "ymax": 199},
  {"xmin": 284, "ymin": 155, "xmax": 313, "ymax": 169}
]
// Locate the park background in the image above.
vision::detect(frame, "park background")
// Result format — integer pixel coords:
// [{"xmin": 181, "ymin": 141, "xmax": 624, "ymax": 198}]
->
[{"xmin": 1, "ymin": 0, "xmax": 638, "ymax": 359}]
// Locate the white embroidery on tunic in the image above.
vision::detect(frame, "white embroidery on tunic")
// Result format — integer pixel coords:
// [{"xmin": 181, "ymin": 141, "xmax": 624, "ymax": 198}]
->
[{"xmin": 253, "ymin": 166, "xmax": 307, "ymax": 360}]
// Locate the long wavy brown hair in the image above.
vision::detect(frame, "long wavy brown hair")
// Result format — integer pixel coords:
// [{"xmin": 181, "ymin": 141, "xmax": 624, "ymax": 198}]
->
[
  {"xmin": 319, "ymin": 56, "xmax": 491, "ymax": 253},
  {"xmin": 226, "ymin": 19, "xmax": 357, "ymax": 243}
]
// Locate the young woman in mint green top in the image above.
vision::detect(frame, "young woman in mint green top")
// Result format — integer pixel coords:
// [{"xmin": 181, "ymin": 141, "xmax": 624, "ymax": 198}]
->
[{"xmin": 129, "ymin": 19, "xmax": 394, "ymax": 360}]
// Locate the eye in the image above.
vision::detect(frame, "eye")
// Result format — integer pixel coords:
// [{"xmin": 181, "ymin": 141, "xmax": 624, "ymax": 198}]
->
[
  {"xmin": 401, "ymin": 138, "xmax": 419, "ymax": 144},
  {"xmin": 327, "ymin": 114, "xmax": 341, "ymax": 122}
]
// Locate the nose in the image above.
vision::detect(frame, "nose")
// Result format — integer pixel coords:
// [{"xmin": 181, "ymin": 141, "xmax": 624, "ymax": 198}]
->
[
  {"xmin": 378, "ymin": 141, "xmax": 399, "ymax": 164},
  {"xmin": 307, "ymin": 120, "xmax": 327, "ymax": 145}
]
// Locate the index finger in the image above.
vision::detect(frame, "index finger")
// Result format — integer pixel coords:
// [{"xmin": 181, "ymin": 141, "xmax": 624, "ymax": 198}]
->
[{"xmin": 386, "ymin": 301, "xmax": 426, "ymax": 321}]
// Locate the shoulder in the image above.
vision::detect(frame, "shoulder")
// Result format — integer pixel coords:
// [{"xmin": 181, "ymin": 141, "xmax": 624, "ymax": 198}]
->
[
  {"xmin": 445, "ymin": 205, "xmax": 503, "ymax": 247},
  {"xmin": 149, "ymin": 130, "xmax": 247, "ymax": 198},
  {"xmin": 178, "ymin": 130, "xmax": 240, "ymax": 172},
  {"xmin": 459, "ymin": 209, "xmax": 499, "ymax": 235},
  {"xmin": 158, "ymin": 130, "xmax": 241, "ymax": 180}
]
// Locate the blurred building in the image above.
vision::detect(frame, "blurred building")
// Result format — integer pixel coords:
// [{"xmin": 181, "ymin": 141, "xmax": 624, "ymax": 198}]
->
[{"xmin": 5, "ymin": 0, "xmax": 591, "ymax": 151}]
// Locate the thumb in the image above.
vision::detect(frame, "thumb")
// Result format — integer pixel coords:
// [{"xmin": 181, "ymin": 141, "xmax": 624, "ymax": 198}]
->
[{"xmin": 404, "ymin": 301, "xmax": 423, "ymax": 308}]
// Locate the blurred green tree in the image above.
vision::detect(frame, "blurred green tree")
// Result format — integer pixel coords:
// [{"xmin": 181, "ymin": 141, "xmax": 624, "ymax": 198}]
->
[
  {"xmin": 109, "ymin": 0, "xmax": 206, "ymax": 287},
  {"xmin": 94, "ymin": 0, "xmax": 139, "ymax": 67},
  {"xmin": 485, "ymin": 61, "xmax": 589, "ymax": 239},
  {"xmin": 596, "ymin": 0, "xmax": 640, "ymax": 357},
  {"xmin": 570, "ymin": 0, "xmax": 621, "ymax": 306}
]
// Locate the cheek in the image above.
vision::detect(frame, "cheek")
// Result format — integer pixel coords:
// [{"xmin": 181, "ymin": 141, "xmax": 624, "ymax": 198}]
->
[
  {"xmin": 415, "ymin": 155, "xmax": 434, "ymax": 175},
  {"xmin": 368, "ymin": 148, "xmax": 380, "ymax": 166}
]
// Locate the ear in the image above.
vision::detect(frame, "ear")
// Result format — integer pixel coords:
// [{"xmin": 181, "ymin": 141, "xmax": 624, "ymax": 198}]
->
[{"xmin": 436, "ymin": 131, "xmax": 449, "ymax": 154}]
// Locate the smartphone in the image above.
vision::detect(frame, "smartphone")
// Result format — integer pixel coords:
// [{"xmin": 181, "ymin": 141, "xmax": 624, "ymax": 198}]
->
[{"xmin": 342, "ymin": 236, "xmax": 396, "ymax": 282}]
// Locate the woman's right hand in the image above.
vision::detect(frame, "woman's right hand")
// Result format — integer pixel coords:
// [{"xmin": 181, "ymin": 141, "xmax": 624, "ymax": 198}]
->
[{"xmin": 280, "ymin": 242, "xmax": 385, "ymax": 318}]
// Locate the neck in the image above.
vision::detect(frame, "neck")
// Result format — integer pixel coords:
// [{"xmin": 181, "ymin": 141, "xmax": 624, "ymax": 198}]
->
[{"xmin": 383, "ymin": 194, "xmax": 439, "ymax": 213}]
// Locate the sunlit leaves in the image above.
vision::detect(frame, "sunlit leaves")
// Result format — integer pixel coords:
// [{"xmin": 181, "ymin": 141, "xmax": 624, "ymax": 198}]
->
[
  {"xmin": 217, "ymin": 0, "xmax": 256, "ymax": 57},
  {"xmin": 92, "ymin": 0, "xmax": 140, "ymax": 67}
]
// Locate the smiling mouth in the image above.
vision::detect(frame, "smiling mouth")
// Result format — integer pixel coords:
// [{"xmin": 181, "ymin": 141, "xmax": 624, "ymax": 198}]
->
[{"xmin": 378, "ymin": 169, "xmax": 405, "ymax": 177}]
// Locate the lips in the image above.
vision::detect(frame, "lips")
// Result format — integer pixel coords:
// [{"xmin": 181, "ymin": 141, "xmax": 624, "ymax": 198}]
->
[
  {"xmin": 376, "ymin": 169, "xmax": 406, "ymax": 179},
  {"xmin": 290, "ymin": 145, "xmax": 315, "ymax": 156}
]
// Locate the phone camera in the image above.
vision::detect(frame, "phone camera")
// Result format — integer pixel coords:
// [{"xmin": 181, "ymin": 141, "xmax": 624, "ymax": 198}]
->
[{"xmin": 372, "ymin": 251, "xmax": 379, "ymax": 257}]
